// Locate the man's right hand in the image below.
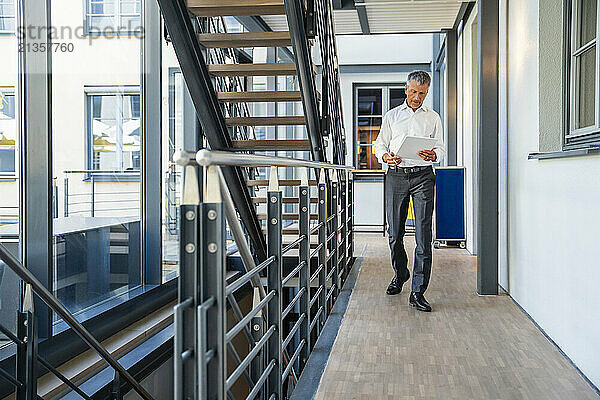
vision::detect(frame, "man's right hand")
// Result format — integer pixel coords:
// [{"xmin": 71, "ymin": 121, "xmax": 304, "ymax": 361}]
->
[{"xmin": 383, "ymin": 152, "xmax": 402, "ymax": 167}]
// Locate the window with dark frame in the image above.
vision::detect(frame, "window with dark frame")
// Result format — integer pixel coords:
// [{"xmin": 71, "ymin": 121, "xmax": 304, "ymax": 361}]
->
[
  {"xmin": 566, "ymin": 0, "xmax": 600, "ymax": 147},
  {"xmin": 354, "ymin": 85, "xmax": 407, "ymax": 170}
]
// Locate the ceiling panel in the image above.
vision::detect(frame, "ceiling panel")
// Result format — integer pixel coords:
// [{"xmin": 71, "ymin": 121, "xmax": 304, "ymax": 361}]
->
[
  {"xmin": 331, "ymin": 10, "xmax": 363, "ymax": 35},
  {"xmin": 365, "ymin": 1, "xmax": 463, "ymax": 34},
  {"xmin": 262, "ymin": 10, "xmax": 362, "ymax": 34},
  {"xmin": 262, "ymin": 1, "xmax": 464, "ymax": 35}
]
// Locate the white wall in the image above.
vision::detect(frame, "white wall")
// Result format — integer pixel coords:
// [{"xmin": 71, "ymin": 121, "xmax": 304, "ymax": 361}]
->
[
  {"xmin": 335, "ymin": 34, "xmax": 433, "ymax": 65},
  {"xmin": 506, "ymin": 0, "xmax": 600, "ymax": 388}
]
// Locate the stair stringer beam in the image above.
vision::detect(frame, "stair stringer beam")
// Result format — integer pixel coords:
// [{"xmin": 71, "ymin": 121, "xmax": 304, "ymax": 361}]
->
[{"xmin": 284, "ymin": 0, "xmax": 326, "ymax": 162}]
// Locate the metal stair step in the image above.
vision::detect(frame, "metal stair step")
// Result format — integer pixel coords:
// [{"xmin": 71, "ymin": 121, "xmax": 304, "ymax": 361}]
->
[
  {"xmin": 262, "ymin": 228, "xmax": 319, "ymax": 235},
  {"xmin": 252, "ymin": 197, "xmax": 318, "ymax": 204},
  {"xmin": 232, "ymin": 139, "xmax": 311, "ymax": 151},
  {"xmin": 217, "ymin": 90, "xmax": 302, "ymax": 102},
  {"xmin": 226, "ymin": 116, "xmax": 306, "ymax": 126},
  {"xmin": 208, "ymin": 63, "xmax": 317, "ymax": 77},
  {"xmin": 257, "ymin": 213, "xmax": 319, "ymax": 220},
  {"xmin": 247, "ymin": 179, "xmax": 318, "ymax": 187},
  {"xmin": 282, "ymin": 241, "xmax": 321, "ymax": 249},
  {"xmin": 187, "ymin": 0, "xmax": 286, "ymax": 17},
  {"xmin": 197, "ymin": 31, "xmax": 291, "ymax": 48}
]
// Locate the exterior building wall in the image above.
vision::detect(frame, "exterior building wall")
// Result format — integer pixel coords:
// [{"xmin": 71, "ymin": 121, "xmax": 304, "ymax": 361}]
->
[{"xmin": 505, "ymin": 0, "xmax": 600, "ymax": 388}]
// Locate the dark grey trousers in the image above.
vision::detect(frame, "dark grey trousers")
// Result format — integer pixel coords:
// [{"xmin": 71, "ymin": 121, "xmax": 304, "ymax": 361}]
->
[{"xmin": 385, "ymin": 167, "xmax": 435, "ymax": 294}]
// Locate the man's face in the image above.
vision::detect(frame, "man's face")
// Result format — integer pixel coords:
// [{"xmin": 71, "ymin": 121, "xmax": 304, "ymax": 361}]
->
[{"xmin": 405, "ymin": 80, "xmax": 430, "ymax": 110}]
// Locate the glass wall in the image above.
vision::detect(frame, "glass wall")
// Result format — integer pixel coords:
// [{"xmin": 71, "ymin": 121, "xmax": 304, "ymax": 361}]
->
[
  {"xmin": 51, "ymin": 0, "xmax": 143, "ymax": 330},
  {"xmin": 0, "ymin": 4, "xmax": 19, "ymax": 348},
  {"xmin": 161, "ymin": 35, "xmax": 184, "ymax": 282}
]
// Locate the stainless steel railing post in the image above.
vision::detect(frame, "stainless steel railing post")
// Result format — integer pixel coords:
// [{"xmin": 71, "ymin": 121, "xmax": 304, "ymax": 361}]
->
[
  {"xmin": 331, "ymin": 170, "xmax": 339, "ymax": 300},
  {"xmin": 63, "ymin": 177, "xmax": 69, "ymax": 217},
  {"xmin": 348, "ymin": 171, "xmax": 354, "ymax": 259},
  {"xmin": 201, "ymin": 166, "xmax": 226, "ymax": 400},
  {"xmin": 15, "ymin": 307, "xmax": 35, "ymax": 400},
  {"xmin": 90, "ymin": 174, "xmax": 95, "ymax": 217},
  {"xmin": 317, "ymin": 169, "xmax": 327, "ymax": 331},
  {"xmin": 298, "ymin": 168, "xmax": 311, "ymax": 369},
  {"xmin": 340, "ymin": 171, "xmax": 348, "ymax": 283},
  {"xmin": 266, "ymin": 167, "xmax": 283, "ymax": 398},
  {"xmin": 175, "ymin": 165, "xmax": 200, "ymax": 400}
]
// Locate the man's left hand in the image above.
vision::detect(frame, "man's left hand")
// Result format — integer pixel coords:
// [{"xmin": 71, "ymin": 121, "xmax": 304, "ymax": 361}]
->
[{"xmin": 418, "ymin": 149, "xmax": 437, "ymax": 162}]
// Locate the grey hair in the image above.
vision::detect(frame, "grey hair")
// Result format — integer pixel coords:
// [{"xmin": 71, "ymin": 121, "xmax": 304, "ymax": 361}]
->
[{"xmin": 407, "ymin": 70, "xmax": 431, "ymax": 87}]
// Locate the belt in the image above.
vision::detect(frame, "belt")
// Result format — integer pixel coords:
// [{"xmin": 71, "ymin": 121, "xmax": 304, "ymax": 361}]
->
[{"xmin": 388, "ymin": 165, "xmax": 432, "ymax": 174}]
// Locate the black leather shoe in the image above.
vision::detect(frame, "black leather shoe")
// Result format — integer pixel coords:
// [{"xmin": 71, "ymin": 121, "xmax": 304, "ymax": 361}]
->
[
  {"xmin": 409, "ymin": 292, "xmax": 432, "ymax": 312},
  {"xmin": 386, "ymin": 276, "xmax": 407, "ymax": 295}
]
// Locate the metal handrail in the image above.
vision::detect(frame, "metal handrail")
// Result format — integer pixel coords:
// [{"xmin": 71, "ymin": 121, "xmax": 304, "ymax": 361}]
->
[
  {"xmin": 175, "ymin": 149, "xmax": 353, "ymax": 170},
  {"xmin": 0, "ymin": 244, "xmax": 155, "ymax": 400},
  {"xmin": 174, "ymin": 160, "xmax": 355, "ymax": 398}
]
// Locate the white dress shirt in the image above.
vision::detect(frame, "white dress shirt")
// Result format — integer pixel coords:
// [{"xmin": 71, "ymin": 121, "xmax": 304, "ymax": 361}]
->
[{"xmin": 373, "ymin": 102, "xmax": 445, "ymax": 167}]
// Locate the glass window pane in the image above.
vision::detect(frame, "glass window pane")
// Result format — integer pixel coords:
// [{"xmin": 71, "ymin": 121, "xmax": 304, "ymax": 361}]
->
[
  {"xmin": 357, "ymin": 145, "xmax": 381, "ymax": 170},
  {"xmin": 390, "ymin": 87, "xmax": 407, "ymax": 109},
  {"xmin": 89, "ymin": 0, "xmax": 115, "ymax": 15},
  {"xmin": 578, "ymin": 0, "xmax": 597, "ymax": 47},
  {"xmin": 357, "ymin": 88, "xmax": 382, "ymax": 115},
  {"xmin": 89, "ymin": 16, "xmax": 114, "ymax": 30},
  {"xmin": 357, "ymin": 116, "xmax": 382, "ymax": 170},
  {"xmin": 119, "ymin": 16, "xmax": 141, "ymax": 31},
  {"xmin": 357, "ymin": 117, "xmax": 381, "ymax": 144},
  {"xmin": 52, "ymin": 0, "xmax": 142, "ymax": 331},
  {"xmin": 122, "ymin": 96, "xmax": 141, "ymax": 170},
  {"xmin": 575, "ymin": 46, "xmax": 596, "ymax": 129},
  {"xmin": 0, "ymin": 16, "xmax": 15, "ymax": 32},
  {"xmin": 0, "ymin": 20, "xmax": 20, "ymax": 348},
  {"xmin": 120, "ymin": 0, "xmax": 140, "ymax": 14},
  {"xmin": 0, "ymin": 93, "xmax": 17, "ymax": 173},
  {"xmin": 162, "ymin": 71, "xmax": 183, "ymax": 283},
  {"xmin": 0, "ymin": 4, "xmax": 15, "ymax": 16}
]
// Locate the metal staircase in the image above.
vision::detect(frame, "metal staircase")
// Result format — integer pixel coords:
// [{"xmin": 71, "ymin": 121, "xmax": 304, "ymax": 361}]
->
[
  {"xmin": 156, "ymin": 0, "xmax": 346, "ymax": 263},
  {"xmin": 156, "ymin": 1, "xmax": 349, "ymax": 398}
]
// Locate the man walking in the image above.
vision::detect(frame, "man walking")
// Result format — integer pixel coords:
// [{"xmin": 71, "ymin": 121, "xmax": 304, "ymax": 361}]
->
[{"xmin": 373, "ymin": 70, "xmax": 444, "ymax": 312}]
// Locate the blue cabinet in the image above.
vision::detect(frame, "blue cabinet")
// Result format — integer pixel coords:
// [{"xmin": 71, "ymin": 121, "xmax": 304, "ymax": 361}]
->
[{"xmin": 434, "ymin": 167, "xmax": 466, "ymax": 246}]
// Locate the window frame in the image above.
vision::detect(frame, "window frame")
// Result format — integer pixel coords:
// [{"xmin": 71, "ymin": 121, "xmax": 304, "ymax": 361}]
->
[
  {"xmin": 565, "ymin": 0, "xmax": 600, "ymax": 148},
  {"xmin": 0, "ymin": 0, "xmax": 171, "ymax": 386},
  {"xmin": 0, "ymin": 88, "xmax": 16, "ymax": 177},
  {"xmin": 0, "ymin": 0, "xmax": 15, "ymax": 34},
  {"xmin": 85, "ymin": 86, "xmax": 142, "ymax": 181},
  {"xmin": 84, "ymin": 0, "xmax": 142, "ymax": 36},
  {"xmin": 353, "ymin": 83, "xmax": 406, "ymax": 170}
]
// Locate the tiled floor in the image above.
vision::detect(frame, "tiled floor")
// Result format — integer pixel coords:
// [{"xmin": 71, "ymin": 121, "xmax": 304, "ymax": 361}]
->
[{"xmin": 314, "ymin": 234, "xmax": 599, "ymax": 400}]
